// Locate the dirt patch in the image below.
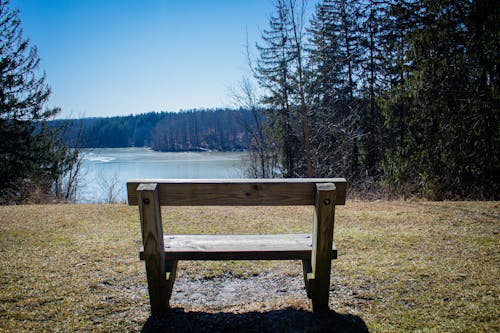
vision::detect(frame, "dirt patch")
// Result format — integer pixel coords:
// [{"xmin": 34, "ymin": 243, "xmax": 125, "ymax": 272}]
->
[{"xmin": 171, "ymin": 273, "xmax": 307, "ymax": 309}]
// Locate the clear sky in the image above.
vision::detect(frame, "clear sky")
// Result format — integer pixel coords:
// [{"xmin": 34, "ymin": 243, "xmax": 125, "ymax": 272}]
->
[{"xmin": 10, "ymin": 0, "xmax": 280, "ymax": 118}]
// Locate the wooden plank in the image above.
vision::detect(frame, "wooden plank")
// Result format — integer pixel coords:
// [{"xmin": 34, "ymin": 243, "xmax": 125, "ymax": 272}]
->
[
  {"xmin": 127, "ymin": 178, "xmax": 347, "ymax": 206},
  {"xmin": 139, "ymin": 234, "xmax": 337, "ymax": 261},
  {"xmin": 138, "ymin": 183, "xmax": 170, "ymax": 313},
  {"xmin": 308, "ymin": 183, "xmax": 336, "ymax": 312}
]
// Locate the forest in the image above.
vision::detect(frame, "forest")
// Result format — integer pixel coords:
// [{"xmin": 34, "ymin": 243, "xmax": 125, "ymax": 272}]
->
[
  {"xmin": 50, "ymin": 108, "xmax": 252, "ymax": 152},
  {"xmin": 239, "ymin": 0, "xmax": 499, "ymax": 200}
]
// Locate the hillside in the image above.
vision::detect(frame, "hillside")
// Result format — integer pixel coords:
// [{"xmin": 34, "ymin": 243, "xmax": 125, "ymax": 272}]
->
[
  {"xmin": 50, "ymin": 108, "xmax": 254, "ymax": 151},
  {"xmin": 0, "ymin": 201, "xmax": 498, "ymax": 332}
]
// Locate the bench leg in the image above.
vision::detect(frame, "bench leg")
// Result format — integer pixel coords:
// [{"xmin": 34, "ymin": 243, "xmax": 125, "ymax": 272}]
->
[
  {"xmin": 302, "ymin": 259, "xmax": 313, "ymax": 298},
  {"xmin": 306, "ymin": 183, "xmax": 336, "ymax": 312},
  {"xmin": 165, "ymin": 260, "xmax": 178, "ymax": 305},
  {"xmin": 138, "ymin": 183, "xmax": 170, "ymax": 313}
]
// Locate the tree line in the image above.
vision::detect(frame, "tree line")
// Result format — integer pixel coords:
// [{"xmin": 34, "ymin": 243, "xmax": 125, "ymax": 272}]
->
[
  {"xmin": 51, "ymin": 108, "xmax": 252, "ymax": 152},
  {"xmin": 243, "ymin": 0, "xmax": 498, "ymax": 199}
]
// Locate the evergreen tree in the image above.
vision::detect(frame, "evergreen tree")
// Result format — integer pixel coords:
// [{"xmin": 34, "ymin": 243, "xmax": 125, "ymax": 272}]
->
[
  {"xmin": 255, "ymin": 0, "xmax": 298, "ymax": 177},
  {"xmin": 382, "ymin": 0, "xmax": 499, "ymax": 198},
  {"xmin": 0, "ymin": 0, "xmax": 77, "ymax": 203},
  {"xmin": 358, "ymin": 0, "xmax": 385, "ymax": 180},
  {"xmin": 379, "ymin": 0, "xmax": 421, "ymax": 195},
  {"xmin": 306, "ymin": 0, "xmax": 364, "ymax": 181},
  {"xmin": 465, "ymin": 0, "xmax": 500, "ymax": 198},
  {"xmin": 308, "ymin": 0, "xmax": 355, "ymax": 178}
]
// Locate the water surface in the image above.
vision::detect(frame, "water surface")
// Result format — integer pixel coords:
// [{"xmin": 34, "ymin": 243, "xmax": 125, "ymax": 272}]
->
[{"xmin": 78, "ymin": 148, "xmax": 245, "ymax": 203}]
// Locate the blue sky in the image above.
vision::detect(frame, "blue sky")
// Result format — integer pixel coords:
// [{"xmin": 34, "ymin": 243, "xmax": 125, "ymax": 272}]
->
[{"xmin": 10, "ymin": 0, "xmax": 281, "ymax": 118}]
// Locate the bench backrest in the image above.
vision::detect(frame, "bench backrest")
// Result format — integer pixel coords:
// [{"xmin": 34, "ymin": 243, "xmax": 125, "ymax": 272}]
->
[{"xmin": 127, "ymin": 178, "xmax": 347, "ymax": 206}]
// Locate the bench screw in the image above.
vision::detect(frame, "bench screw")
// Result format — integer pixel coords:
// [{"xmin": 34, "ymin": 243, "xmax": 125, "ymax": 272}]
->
[
  {"xmin": 323, "ymin": 198, "xmax": 331, "ymax": 205},
  {"xmin": 143, "ymin": 198, "xmax": 150, "ymax": 205}
]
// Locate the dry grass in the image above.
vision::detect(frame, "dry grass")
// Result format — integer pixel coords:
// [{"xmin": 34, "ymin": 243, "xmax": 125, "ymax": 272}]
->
[{"xmin": 0, "ymin": 201, "xmax": 498, "ymax": 332}]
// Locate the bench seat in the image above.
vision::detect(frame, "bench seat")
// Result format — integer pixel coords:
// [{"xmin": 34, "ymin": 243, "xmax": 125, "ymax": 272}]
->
[{"xmin": 140, "ymin": 234, "xmax": 338, "ymax": 261}]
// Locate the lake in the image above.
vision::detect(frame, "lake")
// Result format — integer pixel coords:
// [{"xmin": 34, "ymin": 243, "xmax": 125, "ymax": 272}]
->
[{"xmin": 78, "ymin": 148, "xmax": 246, "ymax": 203}]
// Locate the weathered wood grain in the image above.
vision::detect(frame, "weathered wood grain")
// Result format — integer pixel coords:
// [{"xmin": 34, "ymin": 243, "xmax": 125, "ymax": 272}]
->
[
  {"xmin": 127, "ymin": 178, "xmax": 347, "ymax": 206},
  {"xmin": 138, "ymin": 183, "xmax": 169, "ymax": 313},
  {"xmin": 139, "ymin": 234, "xmax": 337, "ymax": 261},
  {"xmin": 133, "ymin": 179, "xmax": 345, "ymax": 313},
  {"xmin": 308, "ymin": 183, "xmax": 336, "ymax": 312}
]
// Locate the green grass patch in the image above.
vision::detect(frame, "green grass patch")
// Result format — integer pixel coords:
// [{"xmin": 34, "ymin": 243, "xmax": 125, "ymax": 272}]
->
[{"xmin": 0, "ymin": 201, "xmax": 498, "ymax": 332}]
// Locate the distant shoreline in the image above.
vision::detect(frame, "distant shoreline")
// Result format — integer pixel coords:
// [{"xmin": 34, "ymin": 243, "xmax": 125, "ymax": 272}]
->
[
  {"xmin": 50, "ymin": 109, "xmax": 252, "ymax": 152},
  {"xmin": 74, "ymin": 146, "xmax": 248, "ymax": 153}
]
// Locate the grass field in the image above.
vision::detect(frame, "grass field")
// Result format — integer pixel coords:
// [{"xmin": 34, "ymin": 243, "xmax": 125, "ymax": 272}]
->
[{"xmin": 0, "ymin": 201, "xmax": 498, "ymax": 332}]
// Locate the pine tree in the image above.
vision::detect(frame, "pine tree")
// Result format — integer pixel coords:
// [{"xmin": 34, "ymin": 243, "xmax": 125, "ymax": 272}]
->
[
  {"xmin": 255, "ymin": 0, "xmax": 299, "ymax": 177},
  {"xmin": 0, "ymin": 0, "xmax": 77, "ymax": 203},
  {"xmin": 465, "ymin": 0, "xmax": 500, "ymax": 198},
  {"xmin": 379, "ymin": 0, "xmax": 419, "ymax": 195},
  {"xmin": 381, "ymin": 0, "xmax": 499, "ymax": 198},
  {"xmin": 308, "ymin": 0, "xmax": 351, "ymax": 177},
  {"xmin": 306, "ymin": 0, "xmax": 364, "ymax": 181},
  {"xmin": 358, "ymin": 0, "xmax": 385, "ymax": 180}
]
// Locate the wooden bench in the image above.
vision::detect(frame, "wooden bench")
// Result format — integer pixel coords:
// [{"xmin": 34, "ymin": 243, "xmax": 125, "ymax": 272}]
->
[{"xmin": 127, "ymin": 178, "xmax": 347, "ymax": 313}]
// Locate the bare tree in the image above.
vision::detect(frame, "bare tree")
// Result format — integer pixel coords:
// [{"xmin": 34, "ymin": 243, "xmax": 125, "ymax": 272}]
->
[
  {"xmin": 52, "ymin": 117, "xmax": 89, "ymax": 203},
  {"xmin": 288, "ymin": 0, "xmax": 314, "ymax": 177},
  {"xmin": 230, "ymin": 76, "xmax": 280, "ymax": 178},
  {"xmin": 54, "ymin": 150, "xmax": 85, "ymax": 202},
  {"xmin": 96, "ymin": 169, "xmax": 121, "ymax": 204}
]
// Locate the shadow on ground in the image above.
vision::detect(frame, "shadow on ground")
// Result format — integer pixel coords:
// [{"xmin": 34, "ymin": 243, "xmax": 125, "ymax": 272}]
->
[{"xmin": 142, "ymin": 308, "xmax": 369, "ymax": 333}]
